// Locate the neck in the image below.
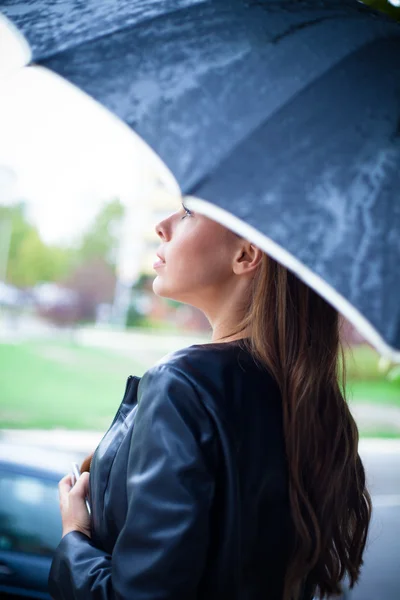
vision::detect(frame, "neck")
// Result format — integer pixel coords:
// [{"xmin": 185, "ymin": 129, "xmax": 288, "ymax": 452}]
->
[
  {"xmin": 180, "ymin": 276, "xmax": 252, "ymax": 343},
  {"xmin": 211, "ymin": 329, "xmax": 249, "ymax": 343},
  {"xmin": 206, "ymin": 291, "xmax": 249, "ymax": 343}
]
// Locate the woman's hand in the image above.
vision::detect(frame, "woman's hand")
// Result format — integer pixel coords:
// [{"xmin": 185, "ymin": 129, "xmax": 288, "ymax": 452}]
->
[{"xmin": 59, "ymin": 472, "xmax": 91, "ymax": 539}]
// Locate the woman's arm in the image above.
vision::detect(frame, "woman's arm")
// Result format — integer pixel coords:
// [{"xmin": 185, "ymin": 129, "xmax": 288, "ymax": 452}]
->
[{"xmin": 48, "ymin": 364, "xmax": 218, "ymax": 600}]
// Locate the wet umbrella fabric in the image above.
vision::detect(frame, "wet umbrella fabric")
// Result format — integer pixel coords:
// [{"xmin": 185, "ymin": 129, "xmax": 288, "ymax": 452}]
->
[{"xmin": 1, "ymin": 0, "xmax": 400, "ymax": 360}]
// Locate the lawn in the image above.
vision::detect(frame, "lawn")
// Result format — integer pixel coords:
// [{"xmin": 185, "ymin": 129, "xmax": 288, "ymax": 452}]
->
[
  {"xmin": 0, "ymin": 341, "xmax": 148, "ymax": 430},
  {"xmin": 345, "ymin": 344, "xmax": 400, "ymax": 405},
  {"xmin": 0, "ymin": 340, "xmax": 399, "ymax": 431}
]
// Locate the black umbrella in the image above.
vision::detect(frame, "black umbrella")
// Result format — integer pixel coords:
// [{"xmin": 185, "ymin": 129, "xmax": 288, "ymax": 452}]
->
[{"xmin": 1, "ymin": 0, "xmax": 400, "ymax": 361}]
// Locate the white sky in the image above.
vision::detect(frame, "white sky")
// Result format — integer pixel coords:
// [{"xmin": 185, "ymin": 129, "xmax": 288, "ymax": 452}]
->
[
  {"xmin": 0, "ymin": 18, "xmax": 182, "ymax": 282},
  {"xmin": 0, "ymin": 52, "xmax": 182, "ymax": 282},
  {"xmin": 0, "ymin": 65, "xmax": 180, "ymax": 245},
  {"xmin": 0, "ymin": 13, "xmax": 181, "ymax": 253}
]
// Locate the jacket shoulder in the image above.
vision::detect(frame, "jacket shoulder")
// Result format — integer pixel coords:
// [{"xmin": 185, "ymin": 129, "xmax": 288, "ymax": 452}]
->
[
  {"xmin": 139, "ymin": 342, "xmax": 279, "ymax": 410},
  {"xmin": 135, "ymin": 347, "xmax": 218, "ymax": 443},
  {"xmin": 143, "ymin": 342, "xmax": 256, "ymax": 383},
  {"xmin": 136, "ymin": 345, "xmax": 211, "ymax": 406}
]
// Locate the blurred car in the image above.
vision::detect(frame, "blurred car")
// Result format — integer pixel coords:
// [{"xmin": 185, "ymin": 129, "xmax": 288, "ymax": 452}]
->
[{"xmin": 0, "ymin": 442, "xmax": 83, "ymax": 600}]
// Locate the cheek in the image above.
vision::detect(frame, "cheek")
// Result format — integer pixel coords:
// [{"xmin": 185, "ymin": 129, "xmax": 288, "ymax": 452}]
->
[
  {"xmin": 176, "ymin": 234, "xmax": 229, "ymax": 281},
  {"xmin": 153, "ymin": 230, "xmax": 231, "ymax": 297}
]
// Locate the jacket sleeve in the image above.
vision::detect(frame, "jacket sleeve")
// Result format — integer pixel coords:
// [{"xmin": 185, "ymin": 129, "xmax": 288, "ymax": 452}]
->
[{"xmin": 48, "ymin": 364, "xmax": 218, "ymax": 600}]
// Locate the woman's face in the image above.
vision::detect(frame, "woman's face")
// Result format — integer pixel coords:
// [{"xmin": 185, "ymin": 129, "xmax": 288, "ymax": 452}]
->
[{"xmin": 153, "ymin": 204, "xmax": 241, "ymax": 308}]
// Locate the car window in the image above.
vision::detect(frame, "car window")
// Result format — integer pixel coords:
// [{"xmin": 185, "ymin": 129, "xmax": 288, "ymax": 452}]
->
[{"xmin": 0, "ymin": 471, "xmax": 62, "ymax": 556}]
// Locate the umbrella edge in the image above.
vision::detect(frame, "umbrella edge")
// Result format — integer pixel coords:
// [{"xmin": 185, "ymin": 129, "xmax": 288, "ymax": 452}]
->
[
  {"xmin": 0, "ymin": 13, "xmax": 32, "ymax": 80},
  {"xmin": 29, "ymin": 66, "xmax": 182, "ymax": 198}
]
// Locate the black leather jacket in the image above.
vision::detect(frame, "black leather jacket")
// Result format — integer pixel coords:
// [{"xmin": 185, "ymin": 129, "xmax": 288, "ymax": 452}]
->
[{"xmin": 49, "ymin": 341, "xmax": 314, "ymax": 600}]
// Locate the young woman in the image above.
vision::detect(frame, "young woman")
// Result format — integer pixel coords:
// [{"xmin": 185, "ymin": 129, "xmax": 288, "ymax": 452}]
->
[{"xmin": 49, "ymin": 203, "xmax": 372, "ymax": 600}]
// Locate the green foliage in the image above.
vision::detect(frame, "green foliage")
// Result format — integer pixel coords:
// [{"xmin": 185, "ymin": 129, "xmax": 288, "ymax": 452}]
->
[
  {"xmin": 362, "ymin": 0, "xmax": 400, "ymax": 20},
  {"xmin": 164, "ymin": 298, "xmax": 182, "ymax": 309},
  {"xmin": 0, "ymin": 203, "xmax": 73, "ymax": 287},
  {"xmin": 78, "ymin": 198, "xmax": 125, "ymax": 267},
  {"xmin": 344, "ymin": 345, "xmax": 382, "ymax": 380},
  {"xmin": 0, "ymin": 199, "xmax": 125, "ymax": 290},
  {"xmin": 126, "ymin": 304, "xmax": 147, "ymax": 328}
]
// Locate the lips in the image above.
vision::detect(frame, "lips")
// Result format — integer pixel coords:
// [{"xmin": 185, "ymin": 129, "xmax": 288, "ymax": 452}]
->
[{"xmin": 153, "ymin": 252, "xmax": 166, "ymax": 270}]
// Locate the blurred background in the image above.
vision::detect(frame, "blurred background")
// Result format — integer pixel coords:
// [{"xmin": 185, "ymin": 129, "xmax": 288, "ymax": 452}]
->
[
  {"xmin": 0, "ymin": 1, "xmax": 399, "ymax": 600},
  {"xmin": 0, "ymin": 193, "xmax": 399, "ymax": 436}
]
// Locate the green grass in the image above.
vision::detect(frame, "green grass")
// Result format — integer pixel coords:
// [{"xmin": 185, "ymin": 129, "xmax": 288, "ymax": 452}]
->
[
  {"xmin": 346, "ymin": 379, "xmax": 400, "ymax": 406},
  {"xmin": 344, "ymin": 344, "xmax": 383, "ymax": 380},
  {"xmin": 0, "ymin": 341, "xmax": 147, "ymax": 430},
  {"xmin": 343, "ymin": 343, "xmax": 400, "ymax": 385},
  {"xmin": 344, "ymin": 345, "xmax": 400, "ymax": 407},
  {"xmin": 0, "ymin": 341, "xmax": 399, "ymax": 432},
  {"xmin": 361, "ymin": 430, "xmax": 400, "ymax": 439}
]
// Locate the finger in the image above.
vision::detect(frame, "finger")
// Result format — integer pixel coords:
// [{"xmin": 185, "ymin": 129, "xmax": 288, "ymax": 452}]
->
[
  {"xmin": 70, "ymin": 471, "xmax": 90, "ymax": 498},
  {"xmin": 59, "ymin": 473, "xmax": 71, "ymax": 485},
  {"xmin": 59, "ymin": 474, "xmax": 73, "ymax": 495},
  {"xmin": 58, "ymin": 475, "xmax": 72, "ymax": 512}
]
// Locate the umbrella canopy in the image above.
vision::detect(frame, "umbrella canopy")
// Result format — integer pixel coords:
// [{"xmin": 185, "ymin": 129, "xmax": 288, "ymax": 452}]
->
[{"xmin": 1, "ymin": 0, "xmax": 400, "ymax": 361}]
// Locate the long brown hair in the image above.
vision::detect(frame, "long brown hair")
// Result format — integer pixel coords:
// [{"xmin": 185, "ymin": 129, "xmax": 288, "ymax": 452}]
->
[
  {"xmin": 81, "ymin": 251, "xmax": 371, "ymax": 598},
  {"xmin": 238, "ymin": 253, "xmax": 372, "ymax": 599}
]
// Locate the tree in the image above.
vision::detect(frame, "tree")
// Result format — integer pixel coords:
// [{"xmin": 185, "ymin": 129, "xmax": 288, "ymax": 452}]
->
[
  {"xmin": 0, "ymin": 203, "xmax": 72, "ymax": 287},
  {"xmin": 57, "ymin": 199, "xmax": 126, "ymax": 322},
  {"xmin": 64, "ymin": 257, "xmax": 117, "ymax": 321},
  {"xmin": 0, "ymin": 198, "xmax": 124, "ymax": 290},
  {"xmin": 77, "ymin": 199, "xmax": 125, "ymax": 267}
]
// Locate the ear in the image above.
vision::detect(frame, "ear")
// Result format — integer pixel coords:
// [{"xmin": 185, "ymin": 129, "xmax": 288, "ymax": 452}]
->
[{"xmin": 232, "ymin": 242, "xmax": 263, "ymax": 275}]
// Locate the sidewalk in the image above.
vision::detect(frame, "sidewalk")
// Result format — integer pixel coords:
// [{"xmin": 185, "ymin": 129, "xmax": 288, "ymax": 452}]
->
[
  {"xmin": 1, "ymin": 427, "xmax": 400, "ymax": 455},
  {"xmin": 0, "ymin": 428, "xmax": 104, "ymax": 454},
  {"xmin": 350, "ymin": 402, "xmax": 400, "ymax": 435}
]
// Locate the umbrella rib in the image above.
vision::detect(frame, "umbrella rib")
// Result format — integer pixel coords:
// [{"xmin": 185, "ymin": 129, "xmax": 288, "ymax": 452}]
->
[
  {"xmin": 187, "ymin": 31, "xmax": 400, "ymax": 196},
  {"xmin": 270, "ymin": 15, "xmax": 345, "ymax": 44},
  {"xmin": 34, "ymin": 1, "xmax": 208, "ymax": 62}
]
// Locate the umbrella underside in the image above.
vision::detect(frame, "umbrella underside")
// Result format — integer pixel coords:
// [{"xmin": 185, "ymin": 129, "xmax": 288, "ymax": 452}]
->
[{"xmin": 1, "ymin": 0, "xmax": 400, "ymax": 361}]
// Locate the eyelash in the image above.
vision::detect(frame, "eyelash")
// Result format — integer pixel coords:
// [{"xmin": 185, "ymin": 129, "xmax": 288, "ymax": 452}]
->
[{"xmin": 181, "ymin": 206, "xmax": 192, "ymax": 219}]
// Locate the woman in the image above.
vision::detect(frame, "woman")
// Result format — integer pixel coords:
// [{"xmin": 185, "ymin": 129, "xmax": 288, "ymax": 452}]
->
[{"xmin": 49, "ymin": 203, "xmax": 372, "ymax": 600}]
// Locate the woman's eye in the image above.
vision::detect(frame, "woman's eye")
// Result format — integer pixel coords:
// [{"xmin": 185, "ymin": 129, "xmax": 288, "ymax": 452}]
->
[{"xmin": 181, "ymin": 207, "xmax": 192, "ymax": 220}]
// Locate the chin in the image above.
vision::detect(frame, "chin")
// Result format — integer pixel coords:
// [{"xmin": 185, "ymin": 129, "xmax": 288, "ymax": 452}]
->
[
  {"xmin": 152, "ymin": 275, "xmax": 172, "ymax": 299},
  {"xmin": 152, "ymin": 275, "xmax": 163, "ymax": 297},
  {"xmin": 152, "ymin": 276, "xmax": 189, "ymax": 304}
]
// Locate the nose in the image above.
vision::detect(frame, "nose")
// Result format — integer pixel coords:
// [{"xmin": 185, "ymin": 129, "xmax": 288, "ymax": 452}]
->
[
  {"xmin": 155, "ymin": 214, "xmax": 174, "ymax": 241},
  {"xmin": 155, "ymin": 220, "xmax": 165, "ymax": 240}
]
